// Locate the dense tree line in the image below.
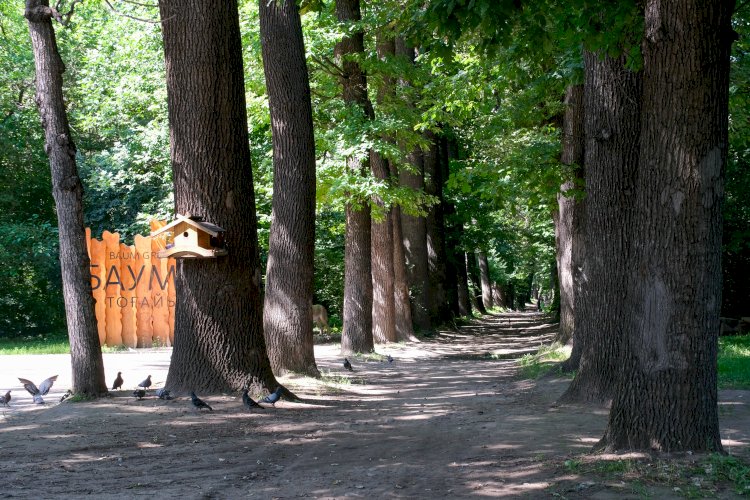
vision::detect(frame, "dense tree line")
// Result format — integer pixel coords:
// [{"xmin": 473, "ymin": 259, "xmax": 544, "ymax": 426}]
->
[{"xmin": 0, "ymin": 0, "xmax": 747, "ymax": 453}]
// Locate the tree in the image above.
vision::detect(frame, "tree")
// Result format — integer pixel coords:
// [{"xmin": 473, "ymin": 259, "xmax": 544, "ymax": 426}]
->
[
  {"xmin": 396, "ymin": 41, "xmax": 431, "ymax": 332},
  {"xmin": 24, "ymin": 0, "xmax": 107, "ymax": 396},
  {"xmin": 476, "ymin": 250, "xmax": 493, "ymax": 310},
  {"xmin": 159, "ymin": 0, "xmax": 279, "ymax": 393},
  {"xmin": 259, "ymin": 0, "xmax": 319, "ymax": 377},
  {"xmin": 554, "ymin": 84, "xmax": 584, "ymax": 347},
  {"xmin": 558, "ymin": 51, "xmax": 641, "ymax": 403},
  {"xmin": 370, "ymin": 33, "xmax": 397, "ymax": 344},
  {"xmin": 336, "ymin": 0, "xmax": 374, "ymax": 354},
  {"xmin": 599, "ymin": 0, "xmax": 734, "ymax": 452}
]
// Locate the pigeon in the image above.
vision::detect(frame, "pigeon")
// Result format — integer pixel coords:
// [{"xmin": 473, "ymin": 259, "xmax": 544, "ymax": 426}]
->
[
  {"xmin": 59, "ymin": 390, "xmax": 72, "ymax": 403},
  {"xmin": 155, "ymin": 388, "xmax": 172, "ymax": 400},
  {"xmin": 386, "ymin": 354, "xmax": 394, "ymax": 363},
  {"xmin": 343, "ymin": 358, "xmax": 353, "ymax": 371},
  {"xmin": 190, "ymin": 392, "xmax": 213, "ymax": 411},
  {"xmin": 137, "ymin": 375, "xmax": 152, "ymax": 389},
  {"xmin": 133, "ymin": 389, "xmax": 146, "ymax": 400},
  {"xmin": 242, "ymin": 389, "xmax": 263, "ymax": 410},
  {"xmin": 18, "ymin": 375, "xmax": 57, "ymax": 404},
  {"xmin": 0, "ymin": 390, "xmax": 10, "ymax": 407},
  {"xmin": 258, "ymin": 386, "xmax": 283, "ymax": 407},
  {"xmin": 112, "ymin": 372, "xmax": 124, "ymax": 390}
]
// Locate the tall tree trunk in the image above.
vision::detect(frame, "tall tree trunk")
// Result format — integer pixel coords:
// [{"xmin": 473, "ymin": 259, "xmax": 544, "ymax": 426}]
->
[
  {"xmin": 440, "ymin": 135, "xmax": 460, "ymax": 318},
  {"xmin": 456, "ymin": 249, "xmax": 472, "ymax": 317},
  {"xmin": 476, "ymin": 251, "xmax": 493, "ymax": 310},
  {"xmin": 395, "ymin": 39, "xmax": 431, "ymax": 332},
  {"xmin": 466, "ymin": 252, "xmax": 487, "ymax": 314},
  {"xmin": 336, "ymin": 0, "xmax": 374, "ymax": 354},
  {"xmin": 599, "ymin": 0, "xmax": 733, "ymax": 452},
  {"xmin": 424, "ymin": 131, "xmax": 450, "ymax": 324},
  {"xmin": 555, "ymin": 84, "xmax": 585, "ymax": 346},
  {"xmin": 159, "ymin": 0, "xmax": 278, "ymax": 393},
  {"xmin": 392, "ymin": 202, "xmax": 417, "ymax": 341},
  {"xmin": 259, "ymin": 0, "xmax": 319, "ymax": 376},
  {"xmin": 370, "ymin": 34, "xmax": 396, "ymax": 344},
  {"xmin": 25, "ymin": 0, "xmax": 106, "ymax": 397},
  {"xmin": 371, "ymin": 150, "xmax": 396, "ymax": 343},
  {"xmin": 558, "ymin": 52, "xmax": 641, "ymax": 404}
]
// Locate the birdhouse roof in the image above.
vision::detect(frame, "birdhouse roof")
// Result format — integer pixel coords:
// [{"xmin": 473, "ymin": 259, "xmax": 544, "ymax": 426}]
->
[{"xmin": 150, "ymin": 214, "xmax": 225, "ymax": 238}]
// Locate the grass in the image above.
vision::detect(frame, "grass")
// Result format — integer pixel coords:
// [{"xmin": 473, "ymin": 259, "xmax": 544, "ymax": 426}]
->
[
  {"xmin": 0, "ymin": 333, "xmax": 136, "ymax": 355},
  {"xmin": 555, "ymin": 453, "xmax": 750, "ymax": 498},
  {"xmin": 517, "ymin": 342, "xmax": 572, "ymax": 379},
  {"xmin": 516, "ymin": 335, "xmax": 750, "ymax": 389},
  {"xmin": 718, "ymin": 335, "xmax": 750, "ymax": 389}
]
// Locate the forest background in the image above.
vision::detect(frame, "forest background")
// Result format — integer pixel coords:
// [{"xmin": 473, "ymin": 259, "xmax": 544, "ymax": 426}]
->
[{"xmin": 0, "ymin": 0, "xmax": 747, "ymax": 339}]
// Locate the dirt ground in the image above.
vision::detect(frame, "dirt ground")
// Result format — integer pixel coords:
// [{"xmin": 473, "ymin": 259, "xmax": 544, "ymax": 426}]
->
[{"xmin": 1, "ymin": 311, "xmax": 748, "ymax": 499}]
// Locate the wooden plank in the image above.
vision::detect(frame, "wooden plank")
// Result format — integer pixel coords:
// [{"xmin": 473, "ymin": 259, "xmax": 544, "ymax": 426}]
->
[
  {"xmin": 89, "ymin": 236, "xmax": 107, "ymax": 345},
  {"xmin": 119, "ymin": 242, "xmax": 137, "ymax": 348},
  {"xmin": 102, "ymin": 231, "xmax": 123, "ymax": 347},
  {"xmin": 150, "ymin": 221, "xmax": 170, "ymax": 347},
  {"xmin": 134, "ymin": 235, "xmax": 153, "ymax": 348}
]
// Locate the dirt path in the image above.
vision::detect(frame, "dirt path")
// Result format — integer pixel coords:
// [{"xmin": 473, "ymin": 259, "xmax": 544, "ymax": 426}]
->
[{"xmin": 0, "ymin": 311, "xmax": 748, "ymax": 499}]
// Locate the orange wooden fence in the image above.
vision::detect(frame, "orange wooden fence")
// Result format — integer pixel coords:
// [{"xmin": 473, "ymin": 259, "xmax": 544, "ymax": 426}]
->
[{"xmin": 86, "ymin": 221, "xmax": 176, "ymax": 348}]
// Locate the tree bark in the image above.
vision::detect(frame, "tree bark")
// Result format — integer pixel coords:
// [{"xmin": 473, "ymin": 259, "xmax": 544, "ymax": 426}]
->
[
  {"xmin": 336, "ymin": 0, "xmax": 374, "ymax": 354},
  {"xmin": 599, "ymin": 0, "xmax": 733, "ymax": 452},
  {"xmin": 395, "ymin": 40, "xmax": 431, "ymax": 332},
  {"xmin": 558, "ymin": 52, "xmax": 641, "ymax": 404},
  {"xmin": 370, "ymin": 34, "xmax": 396, "ymax": 344},
  {"xmin": 25, "ymin": 0, "xmax": 107, "ymax": 397},
  {"xmin": 476, "ymin": 251, "xmax": 493, "ymax": 310},
  {"xmin": 392, "ymin": 202, "xmax": 417, "ymax": 341},
  {"xmin": 456, "ymin": 250, "xmax": 472, "ymax": 317},
  {"xmin": 259, "ymin": 0, "xmax": 319, "ymax": 376},
  {"xmin": 425, "ymin": 131, "xmax": 453, "ymax": 324},
  {"xmin": 440, "ymin": 135, "xmax": 460, "ymax": 318},
  {"xmin": 555, "ymin": 85, "xmax": 585, "ymax": 346},
  {"xmin": 159, "ymin": 0, "xmax": 279, "ymax": 393},
  {"xmin": 466, "ymin": 251, "xmax": 486, "ymax": 314}
]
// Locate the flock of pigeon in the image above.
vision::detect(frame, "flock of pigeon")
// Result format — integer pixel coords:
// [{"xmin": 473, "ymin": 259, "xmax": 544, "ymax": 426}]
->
[{"xmin": 0, "ymin": 354, "xmax": 394, "ymax": 411}]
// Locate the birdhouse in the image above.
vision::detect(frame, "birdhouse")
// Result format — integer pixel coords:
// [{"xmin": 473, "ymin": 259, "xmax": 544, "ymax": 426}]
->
[{"xmin": 150, "ymin": 214, "xmax": 227, "ymax": 259}]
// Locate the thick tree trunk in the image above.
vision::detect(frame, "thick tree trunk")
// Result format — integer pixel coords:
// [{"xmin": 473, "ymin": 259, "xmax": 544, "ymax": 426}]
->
[
  {"xmin": 424, "ymin": 132, "xmax": 451, "ymax": 324},
  {"xmin": 392, "ymin": 202, "xmax": 417, "ymax": 341},
  {"xmin": 456, "ymin": 250, "xmax": 472, "ymax": 317},
  {"xmin": 466, "ymin": 252, "xmax": 486, "ymax": 314},
  {"xmin": 395, "ymin": 40, "xmax": 431, "ymax": 332},
  {"xmin": 259, "ymin": 0, "xmax": 319, "ymax": 377},
  {"xmin": 555, "ymin": 85, "xmax": 585, "ymax": 346},
  {"xmin": 558, "ymin": 52, "xmax": 641, "ymax": 404},
  {"xmin": 371, "ymin": 150, "xmax": 396, "ymax": 343},
  {"xmin": 599, "ymin": 0, "xmax": 733, "ymax": 452},
  {"xmin": 440, "ymin": 136, "xmax": 460, "ymax": 318},
  {"xmin": 370, "ymin": 34, "xmax": 396, "ymax": 344},
  {"xmin": 25, "ymin": 0, "xmax": 107, "ymax": 397},
  {"xmin": 336, "ymin": 0, "xmax": 374, "ymax": 354},
  {"xmin": 159, "ymin": 0, "xmax": 278, "ymax": 393},
  {"xmin": 476, "ymin": 251, "xmax": 493, "ymax": 310}
]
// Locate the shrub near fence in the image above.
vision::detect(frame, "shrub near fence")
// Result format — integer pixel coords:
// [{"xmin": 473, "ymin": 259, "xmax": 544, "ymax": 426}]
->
[{"xmin": 86, "ymin": 221, "xmax": 175, "ymax": 348}]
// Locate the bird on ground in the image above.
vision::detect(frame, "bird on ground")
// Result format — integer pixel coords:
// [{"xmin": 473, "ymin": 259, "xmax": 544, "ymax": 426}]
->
[
  {"xmin": 0, "ymin": 390, "xmax": 10, "ymax": 407},
  {"xmin": 190, "ymin": 392, "xmax": 213, "ymax": 411},
  {"xmin": 59, "ymin": 390, "xmax": 72, "ymax": 403},
  {"xmin": 112, "ymin": 372, "xmax": 124, "ymax": 390},
  {"xmin": 343, "ymin": 358, "xmax": 353, "ymax": 371},
  {"xmin": 155, "ymin": 388, "xmax": 172, "ymax": 400},
  {"xmin": 18, "ymin": 375, "xmax": 58, "ymax": 404},
  {"xmin": 133, "ymin": 389, "xmax": 146, "ymax": 400},
  {"xmin": 242, "ymin": 389, "xmax": 263, "ymax": 410},
  {"xmin": 386, "ymin": 354, "xmax": 394, "ymax": 363},
  {"xmin": 258, "ymin": 386, "xmax": 283, "ymax": 407},
  {"xmin": 138, "ymin": 375, "xmax": 152, "ymax": 389}
]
